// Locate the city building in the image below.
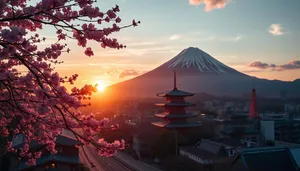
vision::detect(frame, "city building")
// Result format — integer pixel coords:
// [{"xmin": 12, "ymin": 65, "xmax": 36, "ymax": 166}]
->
[
  {"xmin": 180, "ymin": 87, "xmax": 300, "ymax": 170},
  {"xmin": 132, "ymin": 121, "xmax": 158, "ymax": 160},
  {"xmin": 231, "ymin": 146, "xmax": 300, "ymax": 171},
  {"xmin": 179, "ymin": 138, "xmax": 242, "ymax": 166},
  {"xmin": 214, "ymin": 113, "xmax": 261, "ymax": 145},
  {"xmin": 261, "ymin": 113, "xmax": 288, "ymax": 121},
  {"xmin": 274, "ymin": 119, "xmax": 300, "ymax": 143},
  {"xmin": 260, "ymin": 120, "xmax": 275, "ymax": 144},
  {"xmin": 214, "ymin": 89, "xmax": 261, "ymax": 145},
  {"xmin": 285, "ymin": 103, "xmax": 300, "ymax": 118},
  {"xmin": 179, "ymin": 87, "xmax": 300, "ymax": 170},
  {"xmin": 180, "ymin": 132, "xmax": 300, "ymax": 171},
  {"xmin": 261, "ymin": 113, "xmax": 300, "ymax": 143},
  {"xmin": 213, "ymin": 88, "xmax": 294, "ymax": 146},
  {"xmin": 7, "ymin": 129, "xmax": 81, "ymax": 171}
]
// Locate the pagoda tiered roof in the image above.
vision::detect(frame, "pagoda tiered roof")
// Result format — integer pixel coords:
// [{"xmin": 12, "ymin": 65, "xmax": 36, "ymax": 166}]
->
[
  {"xmin": 155, "ymin": 102, "xmax": 195, "ymax": 107},
  {"xmin": 154, "ymin": 112, "xmax": 198, "ymax": 119},
  {"xmin": 152, "ymin": 71, "xmax": 201, "ymax": 130},
  {"xmin": 157, "ymin": 88, "xmax": 195, "ymax": 97},
  {"xmin": 152, "ymin": 120, "xmax": 201, "ymax": 129}
]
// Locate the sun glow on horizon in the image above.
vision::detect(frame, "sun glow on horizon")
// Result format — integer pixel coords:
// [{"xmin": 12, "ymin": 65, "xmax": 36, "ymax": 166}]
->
[{"xmin": 96, "ymin": 80, "xmax": 107, "ymax": 92}]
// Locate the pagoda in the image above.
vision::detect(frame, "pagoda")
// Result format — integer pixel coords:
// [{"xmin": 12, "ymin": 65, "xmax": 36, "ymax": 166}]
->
[{"xmin": 152, "ymin": 72, "xmax": 201, "ymax": 129}]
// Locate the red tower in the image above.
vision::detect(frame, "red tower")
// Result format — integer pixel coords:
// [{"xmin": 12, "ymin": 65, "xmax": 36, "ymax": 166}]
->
[{"xmin": 249, "ymin": 88, "xmax": 258, "ymax": 118}]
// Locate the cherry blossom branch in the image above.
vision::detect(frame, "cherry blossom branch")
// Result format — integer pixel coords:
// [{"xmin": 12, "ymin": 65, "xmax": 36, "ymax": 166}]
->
[{"xmin": 0, "ymin": 0, "xmax": 138, "ymax": 166}]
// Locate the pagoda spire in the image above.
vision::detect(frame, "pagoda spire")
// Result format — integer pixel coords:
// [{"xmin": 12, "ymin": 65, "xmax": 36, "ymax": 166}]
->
[{"xmin": 174, "ymin": 71, "xmax": 177, "ymax": 90}]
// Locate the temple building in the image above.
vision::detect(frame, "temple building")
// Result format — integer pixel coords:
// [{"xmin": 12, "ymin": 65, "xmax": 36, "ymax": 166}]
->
[
  {"xmin": 2, "ymin": 129, "xmax": 82, "ymax": 171},
  {"xmin": 152, "ymin": 72, "xmax": 201, "ymax": 129},
  {"xmin": 151, "ymin": 72, "xmax": 201, "ymax": 156}
]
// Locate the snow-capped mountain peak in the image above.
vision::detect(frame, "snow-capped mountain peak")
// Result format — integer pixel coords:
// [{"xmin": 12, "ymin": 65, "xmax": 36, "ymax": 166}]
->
[
  {"xmin": 162, "ymin": 47, "xmax": 235, "ymax": 74},
  {"xmin": 106, "ymin": 47, "xmax": 300, "ymax": 99}
]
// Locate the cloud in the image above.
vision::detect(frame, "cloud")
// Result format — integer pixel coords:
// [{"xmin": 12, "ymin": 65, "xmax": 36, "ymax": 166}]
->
[
  {"xmin": 243, "ymin": 70, "xmax": 265, "ymax": 73},
  {"xmin": 104, "ymin": 69, "xmax": 123, "ymax": 76},
  {"xmin": 169, "ymin": 34, "xmax": 182, "ymax": 40},
  {"xmin": 280, "ymin": 60, "xmax": 300, "ymax": 70},
  {"xmin": 249, "ymin": 60, "xmax": 300, "ymax": 71},
  {"xmin": 189, "ymin": 0, "xmax": 229, "ymax": 11},
  {"xmin": 220, "ymin": 35, "xmax": 243, "ymax": 42},
  {"xmin": 268, "ymin": 24, "xmax": 284, "ymax": 36},
  {"xmin": 233, "ymin": 35, "xmax": 243, "ymax": 41},
  {"xmin": 249, "ymin": 61, "xmax": 272, "ymax": 69},
  {"xmin": 119, "ymin": 69, "xmax": 140, "ymax": 78}
]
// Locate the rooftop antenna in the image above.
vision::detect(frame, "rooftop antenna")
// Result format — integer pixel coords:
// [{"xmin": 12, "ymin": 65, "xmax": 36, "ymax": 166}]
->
[{"xmin": 174, "ymin": 71, "xmax": 177, "ymax": 90}]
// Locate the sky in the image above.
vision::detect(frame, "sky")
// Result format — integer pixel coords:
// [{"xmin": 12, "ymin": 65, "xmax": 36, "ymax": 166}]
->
[{"xmin": 40, "ymin": 0, "xmax": 300, "ymax": 89}]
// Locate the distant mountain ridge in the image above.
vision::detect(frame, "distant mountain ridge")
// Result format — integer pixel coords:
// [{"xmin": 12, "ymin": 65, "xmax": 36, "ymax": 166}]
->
[{"xmin": 105, "ymin": 47, "xmax": 300, "ymax": 98}]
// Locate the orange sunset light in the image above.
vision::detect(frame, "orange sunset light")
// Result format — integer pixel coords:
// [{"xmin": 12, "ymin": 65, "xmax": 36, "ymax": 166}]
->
[{"xmin": 96, "ymin": 80, "xmax": 107, "ymax": 92}]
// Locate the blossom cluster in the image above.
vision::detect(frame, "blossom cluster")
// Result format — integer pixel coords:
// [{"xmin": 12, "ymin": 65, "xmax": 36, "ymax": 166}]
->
[{"xmin": 0, "ymin": 0, "xmax": 139, "ymax": 166}]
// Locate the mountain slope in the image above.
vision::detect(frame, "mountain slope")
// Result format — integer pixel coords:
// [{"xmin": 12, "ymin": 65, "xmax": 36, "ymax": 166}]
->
[
  {"xmin": 105, "ymin": 47, "xmax": 300, "ymax": 98},
  {"xmin": 162, "ymin": 47, "xmax": 237, "ymax": 74}
]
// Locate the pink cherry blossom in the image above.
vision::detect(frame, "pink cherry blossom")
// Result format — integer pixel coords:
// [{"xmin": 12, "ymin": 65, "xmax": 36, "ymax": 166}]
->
[
  {"xmin": 26, "ymin": 158, "xmax": 36, "ymax": 166},
  {"xmin": 0, "ymin": 0, "xmax": 139, "ymax": 166},
  {"xmin": 104, "ymin": 16, "xmax": 110, "ymax": 23},
  {"xmin": 116, "ymin": 17, "xmax": 121, "ymax": 23},
  {"xmin": 34, "ymin": 151, "xmax": 42, "ymax": 159},
  {"xmin": 107, "ymin": 10, "xmax": 117, "ymax": 19},
  {"xmin": 84, "ymin": 47, "xmax": 94, "ymax": 57}
]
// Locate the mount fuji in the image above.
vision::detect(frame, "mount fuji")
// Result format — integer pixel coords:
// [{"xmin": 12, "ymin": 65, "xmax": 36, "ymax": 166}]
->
[
  {"xmin": 161, "ymin": 47, "xmax": 237, "ymax": 74},
  {"xmin": 105, "ymin": 47, "xmax": 300, "ymax": 98}
]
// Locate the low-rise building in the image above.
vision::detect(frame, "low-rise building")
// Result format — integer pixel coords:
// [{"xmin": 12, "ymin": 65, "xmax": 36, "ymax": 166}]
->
[
  {"xmin": 214, "ymin": 113, "xmax": 261, "ymax": 145},
  {"xmin": 180, "ymin": 138, "xmax": 300, "ymax": 171},
  {"xmin": 4, "ymin": 129, "xmax": 82, "ymax": 171},
  {"xmin": 260, "ymin": 113, "xmax": 300, "ymax": 143},
  {"xmin": 132, "ymin": 121, "xmax": 158, "ymax": 160},
  {"xmin": 179, "ymin": 138, "xmax": 242, "ymax": 166},
  {"xmin": 274, "ymin": 119, "xmax": 300, "ymax": 143},
  {"xmin": 285, "ymin": 103, "xmax": 300, "ymax": 118},
  {"xmin": 231, "ymin": 146, "xmax": 300, "ymax": 171}
]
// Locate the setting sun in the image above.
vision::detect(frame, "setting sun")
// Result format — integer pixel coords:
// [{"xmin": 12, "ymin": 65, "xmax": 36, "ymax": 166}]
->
[{"xmin": 96, "ymin": 81, "xmax": 107, "ymax": 92}]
